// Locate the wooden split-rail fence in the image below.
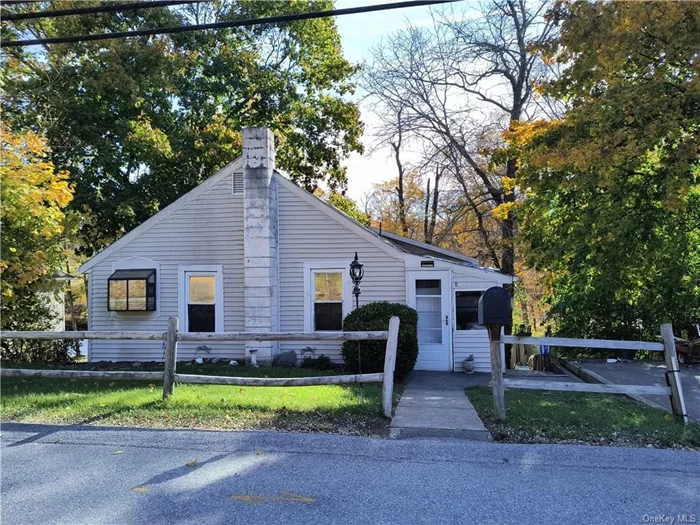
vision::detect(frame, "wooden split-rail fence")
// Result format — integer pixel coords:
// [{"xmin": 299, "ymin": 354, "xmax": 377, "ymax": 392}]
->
[
  {"xmin": 488, "ymin": 323, "xmax": 688, "ymax": 424},
  {"xmin": 0, "ymin": 316, "xmax": 400, "ymax": 418}
]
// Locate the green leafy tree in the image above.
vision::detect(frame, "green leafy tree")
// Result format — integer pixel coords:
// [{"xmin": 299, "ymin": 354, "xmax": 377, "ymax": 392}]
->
[
  {"xmin": 2, "ymin": 0, "xmax": 362, "ymax": 255},
  {"xmin": 519, "ymin": 160, "xmax": 700, "ymax": 341},
  {"xmin": 509, "ymin": 1, "xmax": 700, "ymax": 339},
  {"xmin": 328, "ymin": 193, "xmax": 371, "ymax": 226},
  {"xmin": 529, "ymin": 1, "xmax": 699, "ymax": 195},
  {"xmin": 312, "ymin": 188, "xmax": 371, "ymax": 226}
]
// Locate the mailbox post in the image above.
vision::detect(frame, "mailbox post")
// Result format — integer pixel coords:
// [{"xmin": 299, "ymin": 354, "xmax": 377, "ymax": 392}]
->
[{"xmin": 478, "ymin": 287, "xmax": 513, "ymax": 421}]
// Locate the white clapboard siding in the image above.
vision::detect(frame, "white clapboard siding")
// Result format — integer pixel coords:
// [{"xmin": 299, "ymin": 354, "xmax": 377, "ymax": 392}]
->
[
  {"xmin": 451, "ymin": 270, "xmax": 504, "ymax": 372},
  {"xmin": 88, "ymin": 171, "xmax": 246, "ymax": 361},
  {"xmin": 453, "ymin": 329, "xmax": 492, "ymax": 372},
  {"xmin": 277, "ymin": 182, "xmax": 406, "ymax": 362}
]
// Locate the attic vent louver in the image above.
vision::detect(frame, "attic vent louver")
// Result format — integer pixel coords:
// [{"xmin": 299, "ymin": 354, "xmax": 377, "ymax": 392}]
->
[{"xmin": 232, "ymin": 172, "xmax": 244, "ymax": 194}]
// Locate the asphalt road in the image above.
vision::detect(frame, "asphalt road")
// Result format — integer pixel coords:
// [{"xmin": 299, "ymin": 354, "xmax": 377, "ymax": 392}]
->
[{"xmin": 1, "ymin": 423, "xmax": 698, "ymax": 525}]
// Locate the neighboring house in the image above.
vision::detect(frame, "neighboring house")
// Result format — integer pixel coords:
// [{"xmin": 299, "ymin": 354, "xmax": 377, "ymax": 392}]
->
[
  {"xmin": 39, "ymin": 271, "xmax": 73, "ymax": 332},
  {"xmin": 79, "ymin": 128, "xmax": 514, "ymax": 372}
]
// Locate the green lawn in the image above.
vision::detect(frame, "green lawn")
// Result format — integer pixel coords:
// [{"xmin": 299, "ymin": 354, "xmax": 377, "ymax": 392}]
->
[
  {"xmin": 1, "ymin": 364, "xmax": 390, "ymax": 435},
  {"xmin": 467, "ymin": 386, "xmax": 700, "ymax": 449}
]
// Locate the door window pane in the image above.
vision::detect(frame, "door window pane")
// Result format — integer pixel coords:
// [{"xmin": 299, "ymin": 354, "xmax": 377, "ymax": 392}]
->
[
  {"xmin": 418, "ymin": 329, "xmax": 442, "ymax": 344},
  {"xmin": 313, "ymin": 271, "xmax": 343, "ymax": 331},
  {"xmin": 416, "ymin": 289, "xmax": 442, "ymax": 344},
  {"xmin": 189, "ymin": 276, "xmax": 215, "ymax": 304},
  {"xmin": 109, "ymin": 280, "xmax": 127, "ymax": 311},
  {"xmin": 416, "ymin": 279, "xmax": 441, "ymax": 295},
  {"xmin": 315, "ymin": 273, "xmax": 342, "ymax": 302},
  {"xmin": 416, "ymin": 296, "xmax": 441, "ymax": 315}
]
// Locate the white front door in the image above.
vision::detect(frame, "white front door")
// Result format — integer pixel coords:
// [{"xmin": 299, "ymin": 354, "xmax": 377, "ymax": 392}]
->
[{"xmin": 408, "ymin": 271, "xmax": 452, "ymax": 371}]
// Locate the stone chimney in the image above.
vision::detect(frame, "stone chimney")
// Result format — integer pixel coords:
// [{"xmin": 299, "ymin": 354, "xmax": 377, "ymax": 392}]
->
[{"xmin": 242, "ymin": 127, "xmax": 279, "ymax": 361}]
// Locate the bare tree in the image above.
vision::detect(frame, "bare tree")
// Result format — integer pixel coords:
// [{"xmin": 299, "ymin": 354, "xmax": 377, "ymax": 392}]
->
[
  {"xmin": 389, "ymin": 108, "xmax": 409, "ymax": 236},
  {"xmin": 362, "ymin": 0, "xmax": 557, "ymax": 275}
]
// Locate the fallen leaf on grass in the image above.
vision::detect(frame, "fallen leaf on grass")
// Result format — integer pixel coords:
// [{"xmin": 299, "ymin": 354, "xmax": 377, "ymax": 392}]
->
[
  {"xmin": 185, "ymin": 459, "xmax": 198, "ymax": 467},
  {"xmin": 132, "ymin": 486, "xmax": 149, "ymax": 493},
  {"xmin": 113, "ymin": 450, "xmax": 123, "ymax": 455}
]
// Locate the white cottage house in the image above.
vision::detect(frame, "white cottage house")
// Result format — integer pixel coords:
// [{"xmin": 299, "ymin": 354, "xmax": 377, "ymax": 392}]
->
[{"xmin": 79, "ymin": 128, "xmax": 513, "ymax": 372}]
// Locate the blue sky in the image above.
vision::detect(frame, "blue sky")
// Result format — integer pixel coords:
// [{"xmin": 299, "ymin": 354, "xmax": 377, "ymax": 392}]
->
[{"xmin": 334, "ymin": 0, "xmax": 440, "ymax": 200}]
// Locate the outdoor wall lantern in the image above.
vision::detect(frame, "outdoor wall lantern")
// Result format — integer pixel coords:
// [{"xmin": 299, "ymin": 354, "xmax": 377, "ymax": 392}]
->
[{"xmin": 349, "ymin": 252, "xmax": 364, "ymax": 310}]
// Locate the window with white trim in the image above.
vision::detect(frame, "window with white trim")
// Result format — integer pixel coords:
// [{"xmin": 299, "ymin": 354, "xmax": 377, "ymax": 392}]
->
[
  {"xmin": 180, "ymin": 267, "xmax": 223, "ymax": 333},
  {"xmin": 312, "ymin": 270, "xmax": 343, "ymax": 331}
]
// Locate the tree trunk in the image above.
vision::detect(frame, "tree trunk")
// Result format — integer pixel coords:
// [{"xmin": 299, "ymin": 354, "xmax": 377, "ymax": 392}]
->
[
  {"xmin": 65, "ymin": 263, "xmax": 78, "ymax": 331},
  {"xmin": 423, "ymin": 178, "xmax": 431, "ymax": 243},
  {"xmin": 391, "ymin": 141, "xmax": 408, "ymax": 237},
  {"xmin": 427, "ymin": 166, "xmax": 441, "ymax": 245},
  {"xmin": 502, "ymin": 127, "xmax": 520, "ymax": 368}
]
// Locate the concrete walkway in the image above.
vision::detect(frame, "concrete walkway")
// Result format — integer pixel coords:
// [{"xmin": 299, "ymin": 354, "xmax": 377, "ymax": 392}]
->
[{"xmin": 389, "ymin": 371, "xmax": 492, "ymax": 440}]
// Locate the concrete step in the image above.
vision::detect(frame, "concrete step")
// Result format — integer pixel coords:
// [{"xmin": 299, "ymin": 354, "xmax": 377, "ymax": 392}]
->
[
  {"xmin": 389, "ymin": 426, "xmax": 492, "ymax": 441},
  {"xmin": 389, "ymin": 381, "xmax": 491, "ymax": 441}
]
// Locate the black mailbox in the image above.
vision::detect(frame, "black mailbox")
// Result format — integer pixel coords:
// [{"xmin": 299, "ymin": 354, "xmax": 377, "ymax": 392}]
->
[{"xmin": 478, "ymin": 286, "xmax": 513, "ymax": 326}]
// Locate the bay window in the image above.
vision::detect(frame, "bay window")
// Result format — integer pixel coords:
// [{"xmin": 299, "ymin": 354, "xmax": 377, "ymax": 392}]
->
[{"xmin": 108, "ymin": 269, "xmax": 156, "ymax": 311}]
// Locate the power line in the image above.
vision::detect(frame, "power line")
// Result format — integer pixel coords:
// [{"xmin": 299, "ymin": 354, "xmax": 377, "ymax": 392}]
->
[
  {"xmin": 2, "ymin": 0, "xmax": 210, "ymax": 22},
  {"xmin": 1, "ymin": 0, "xmax": 460, "ymax": 48}
]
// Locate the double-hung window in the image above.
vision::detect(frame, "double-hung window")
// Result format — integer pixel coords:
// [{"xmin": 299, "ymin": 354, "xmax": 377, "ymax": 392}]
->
[
  {"xmin": 180, "ymin": 267, "xmax": 223, "ymax": 333},
  {"xmin": 312, "ymin": 271, "xmax": 344, "ymax": 331}
]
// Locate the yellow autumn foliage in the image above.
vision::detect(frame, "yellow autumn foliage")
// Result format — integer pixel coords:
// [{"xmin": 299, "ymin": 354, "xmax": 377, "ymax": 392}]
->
[
  {"xmin": 491, "ymin": 201, "xmax": 519, "ymax": 221},
  {"xmin": 501, "ymin": 176, "xmax": 517, "ymax": 194},
  {"xmin": 0, "ymin": 122, "xmax": 74, "ymax": 296}
]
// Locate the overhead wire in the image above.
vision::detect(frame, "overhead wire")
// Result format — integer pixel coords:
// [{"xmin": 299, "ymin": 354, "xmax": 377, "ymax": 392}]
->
[
  {"xmin": 1, "ymin": 0, "xmax": 461, "ymax": 48},
  {"xmin": 2, "ymin": 1, "xmax": 46, "ymax": 5},
  {"xmin": 2, "ymin": 0, "xmax": 210, "ymax": 22}
]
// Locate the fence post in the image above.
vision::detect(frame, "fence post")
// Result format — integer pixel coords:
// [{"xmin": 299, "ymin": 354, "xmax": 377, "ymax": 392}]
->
[
  {"xmin": 488, "ymin": 324, "xmax": 505, "ymax": 421},
  {"xmin": 660, "ymin": 324, "xmax": 688, "ymax": 424},
  {"xmin": 163, "ymin": 316, "xmax": 179, "ymax": 399},
  {"xmin": 381, "ymin": 316, "xmax": 400, "ymax": 418}
]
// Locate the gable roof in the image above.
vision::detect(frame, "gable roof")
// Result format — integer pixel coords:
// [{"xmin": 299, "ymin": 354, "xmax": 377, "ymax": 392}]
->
[
  {"xmin": 79, "ymin": 157, "xmax": 243, "ymax": 273},
  {"xmin": 274, "ymin": 173, "xmax": 512, "ymax": 279},
  {"xmin": 79, "ymin": 155, "xmax": 512, "ymax": 282},
  {"xmin": 371, "ymin": 229, "xmax": 480, "ymax": 266}
]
